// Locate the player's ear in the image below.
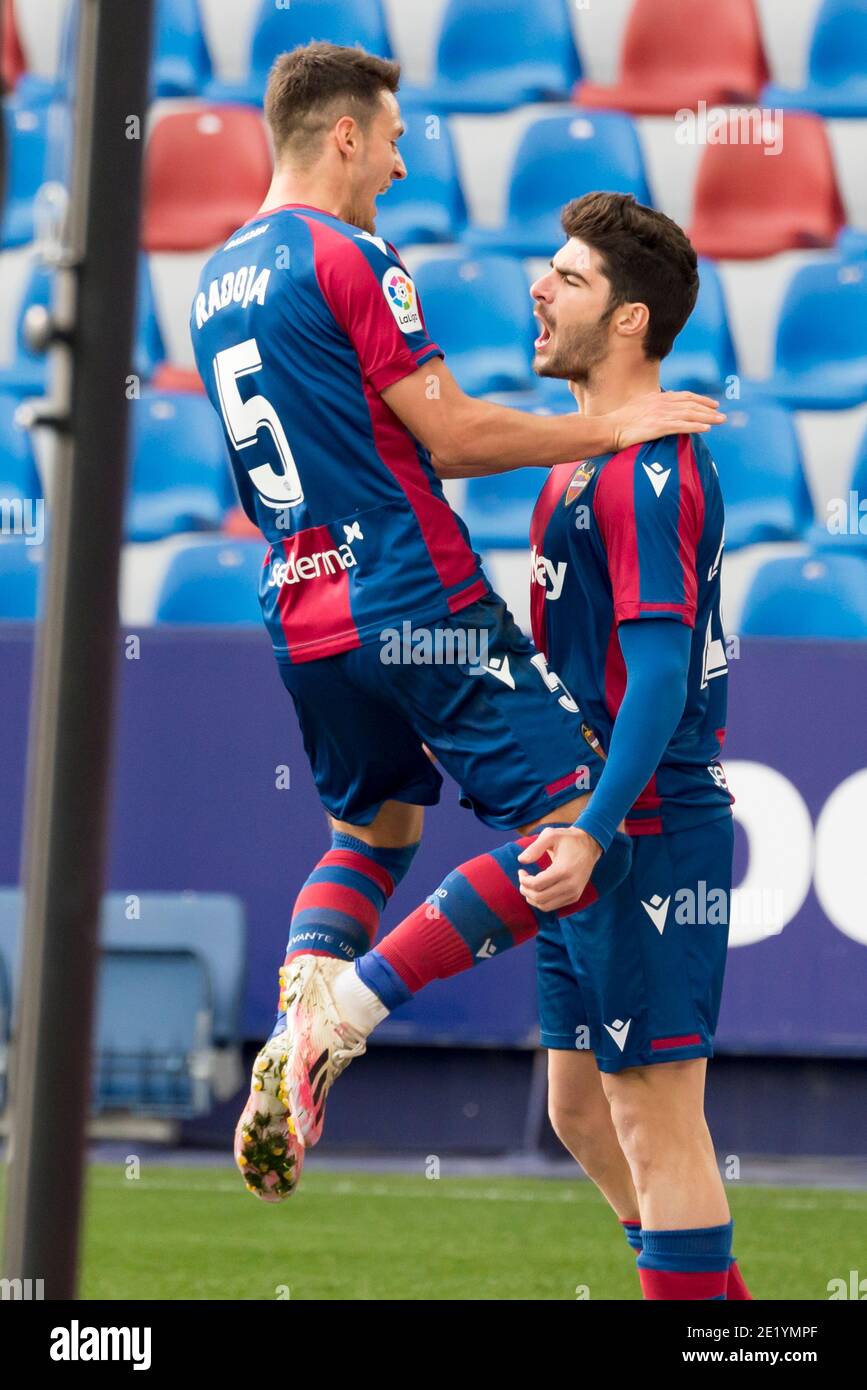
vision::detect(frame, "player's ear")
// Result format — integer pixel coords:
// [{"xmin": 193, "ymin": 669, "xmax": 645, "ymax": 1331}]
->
[
  {"xmin": 333, "ymin": 114, "xmax": 360, "ymax": 158},
  {"xmin": 615, "ymin": 301, "xmax": 650, "ymax": 341}
]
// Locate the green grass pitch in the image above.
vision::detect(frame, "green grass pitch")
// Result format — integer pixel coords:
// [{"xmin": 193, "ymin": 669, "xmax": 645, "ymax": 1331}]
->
[{"xmin": 4, "ymin": 1164, "xmax": 864, "ymax": 1299}]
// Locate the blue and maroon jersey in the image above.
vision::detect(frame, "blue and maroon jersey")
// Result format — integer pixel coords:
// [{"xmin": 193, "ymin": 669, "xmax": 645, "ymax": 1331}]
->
[
  {"xmin": 529, "ymin": 433, "xmax": 733, "ymax": 834},
  {"xmin": 189, "ymin": 204, "xmax": 488, "ymax": 661}
]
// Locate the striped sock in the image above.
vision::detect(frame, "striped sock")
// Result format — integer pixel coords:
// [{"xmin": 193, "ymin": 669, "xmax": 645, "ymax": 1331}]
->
[
  {"xmin": 637, "ymin": 1221, "xmax": 733, "ymax": 1300},
  {"xmin": 356, "ymin": 830, "xmax": 632, "ymax": 1009},
  {"xmin": 621, "ymin": 1219, "xmax": 643, "ymax": 1253},
  {"xmin": 728, "ymin": 1259, "xmax": 753, "ymax": 1299},
  {"xmin": 268, "ymin": 834, "xmax": 418, "ymax": 1040}
]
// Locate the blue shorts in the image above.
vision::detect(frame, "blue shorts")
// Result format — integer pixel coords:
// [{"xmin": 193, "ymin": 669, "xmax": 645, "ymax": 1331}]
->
[
  {"xmin": 537, "ymin": 814, "xmax": 733, "ymax": 1073},
  {"xmin": 276, "ymin": 592, "xmax": 604, "ymax": 831}
]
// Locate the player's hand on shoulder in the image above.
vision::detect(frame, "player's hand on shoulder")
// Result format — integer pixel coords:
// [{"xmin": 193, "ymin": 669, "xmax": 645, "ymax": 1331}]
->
[{"xmin": 606, "ymin": 391, "xmax": 725, "ymax": 453}]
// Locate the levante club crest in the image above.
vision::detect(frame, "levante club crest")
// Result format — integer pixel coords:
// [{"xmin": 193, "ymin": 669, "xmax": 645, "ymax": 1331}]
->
[{"xmin": 565, "ymin": 461, "xmax": 596, "ymax": 506}]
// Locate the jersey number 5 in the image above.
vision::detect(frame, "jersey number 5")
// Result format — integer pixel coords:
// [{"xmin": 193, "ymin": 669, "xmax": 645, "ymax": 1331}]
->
[{"xmin": 213, "ymin": 339, "xmax": 304, "ymax": 511}]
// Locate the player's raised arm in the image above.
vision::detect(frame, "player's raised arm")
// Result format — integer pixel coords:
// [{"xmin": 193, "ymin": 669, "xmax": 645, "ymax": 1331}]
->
[{"xmin": 382, "ymin": 358, "xmax": 724, "ymax": 477}]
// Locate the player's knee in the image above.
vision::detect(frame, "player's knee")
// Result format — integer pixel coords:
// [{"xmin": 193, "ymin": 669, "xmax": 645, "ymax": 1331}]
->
[{"xmin": 548, "ymin": 1097, "xmax": 604, "ymax": 1159}]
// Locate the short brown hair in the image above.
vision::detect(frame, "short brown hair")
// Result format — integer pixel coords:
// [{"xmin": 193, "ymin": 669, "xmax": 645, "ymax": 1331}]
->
[
  {"xmin": 264, "ymin": 42, "xmax": 401, "ymax": 165},
  {"xmin": 561, "ymin": 193, "xmax": 699, "ymax": 360}
]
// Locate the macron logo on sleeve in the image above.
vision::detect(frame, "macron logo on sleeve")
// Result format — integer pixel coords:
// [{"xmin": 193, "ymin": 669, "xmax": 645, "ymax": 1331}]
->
[{"xmin": 642, "ymin": 460, "xmax": 671, "ymax": 498}]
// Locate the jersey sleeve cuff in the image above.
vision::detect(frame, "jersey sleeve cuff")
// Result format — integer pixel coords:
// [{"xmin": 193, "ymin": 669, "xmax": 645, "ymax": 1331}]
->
[
  {"xmin": 614, "ymin": 600, "xmax": 696, "ymax": 627},
  {"xmin": 574, "ymin": 808, "xmax": 616, "ymax": 854},
  {"xmin": 367, "ymin": 345, "xmax": 444, "ymax": 394}
]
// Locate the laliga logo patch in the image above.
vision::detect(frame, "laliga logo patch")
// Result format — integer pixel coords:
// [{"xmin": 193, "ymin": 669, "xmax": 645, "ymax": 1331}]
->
[
  {"xmin": 382, "ymin": 268, "xmax": 422, "ymax": 334},
  {"xmin": 565, "ymin": 461, "xmax": 595, "ymax": 506}
]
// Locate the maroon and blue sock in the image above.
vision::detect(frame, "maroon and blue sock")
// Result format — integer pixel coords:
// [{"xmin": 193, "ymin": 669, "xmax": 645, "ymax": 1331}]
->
[
  {"xmin": 356, "ymin": 829, "xmax": 632, "ymax": 1010},
  {"xmin": 728, "ymin": 1259, "xmax": 752, "ymax": 1299},
  {"xmin": 268, "ymin": 833, "xmax": 418, "ymax": 1040},
  {"xmin": 637, "ymin": 1221, "xmax": 733, "ymax": 1300}
]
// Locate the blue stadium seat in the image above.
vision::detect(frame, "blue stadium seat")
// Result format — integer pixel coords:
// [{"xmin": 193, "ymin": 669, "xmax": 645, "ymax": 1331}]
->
[
  {"xmin": 838, "ymin": 226, "xmax": 867, "ymax": 260},
  {"xmin": 707, "ymin": 402, "xmax": 813, "ymax": 550},
  {"xmin": 462, "ymin": 467, "xmax": 544, "ymax": 548},
  {"xmin": 759, "ymin": 260, "xmax": 867, "ymax": 410},
  {"xmin": 0, "ymin": 390, "xmax": 42, "ymax": 504},
  {"xmin": 101, "ymin": 892, "xmax": 245, "ymax": 1047},
  {"xmin": 740, "ymin": 553, "xmax": 867, "ymax": 638},
  {"xmin": 1, "ymin": 99, "xmax": 48, "ymax": 248},
  {"xmin": 17, "ymin": 0, "xmax": 211, "ymax": 104},
  {"xmin": 376, "ymin": 113, "xmax": 466, "ymax": 247},
  {"xmin": 414, "ymin": 254, "xmax": 536, "ymax": 395},
  {"xmin": 0, "ymin": 888, "xmax": 245, "ymax": 1117},
  {"xmin": 207, "ymin": 0, "xmax": 392, "ymax": 105},
  {"xmin": 811, "ymin": 416, "xmax": 867, "ymax": 555},
  {"xmin": 0, "ymin": 255, "xmax": 165, "ymax": 397},
  {"xmin": 661, "ymin": 259, "xmax": 738, "ymax": 393},
  {"xmin": 464, "ymin": 112, "xmax": 651, "ymax": 258},
  {"xmin": 762, "ymin": 0, "xmax": 867, "ymax": 117},
  {"xmin": 127, "ymin": 391, "xmax": 232, "ymax": 542},
  {"xmin": 404, "ymin": 0, "xmax": 581, "ymax": 113},
  {"xmin": 0, "ymin": 538, "xmax": 46, "ymax": 619},
  {"xmin": 152, "ymin": 0, "xmax": 212, "ymax": 97},
  {"xmin": 156, "ymin": 539, "xmax": 264, "ymax": 625},
  {"xmin": 94, "ymin": 949, "xmax": 213, "ymax": 1114}
]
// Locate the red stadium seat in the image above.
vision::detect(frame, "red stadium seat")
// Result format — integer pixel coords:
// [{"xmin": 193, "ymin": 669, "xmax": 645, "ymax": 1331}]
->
[
  {"xmin": 151, "ymin": 363, "xmax": 205, "ymax": 393},
  {"xmin": 576, "ymin": 0, "xmax": 768, "ymax": 115},
  {"xmin": 222, "ymin": 505, "xmax": 259, "ymax": 539},
  {"xmin": 687, "ymin": 111, "xmax": 845, "ymax": 260},
  {"xmin": 142, "ymin": 106, "xmax": 271, "ymax": 252},
  {"xmin": 2, "ymin": 0, "xmax": 27, "ymax": 94}
]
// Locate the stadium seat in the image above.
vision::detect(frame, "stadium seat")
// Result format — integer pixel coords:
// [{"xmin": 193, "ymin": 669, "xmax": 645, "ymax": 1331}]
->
[
  {"xmin": 464, "ymin": 111, "xmax": 651, "ymax": 258},
  {"xmin": 142, "ymin": 106, "xmax": 271, "ymax": 252},
  {"xmin": 462, "ymin": 467, "xmax": 546, "ymax": 548},
  {"xmin": 1, "ymin": 0, "xmax": 26, "ymax": 96},
  {"xmin": 126, "ymin": 391, "xmax": 233, "ymax": 543},
  {"xmin": 0, "ymin": 255, "xmax": 165, "ymax": 396},
  {"xmin": 222, "ymin": 504, "xmax": 259, "ymax": 539},
  {"xmin": 152, "ymin": 0, "xmax": 212, "ymax": 97},
  {"xmin": 94, "ymin": 949, "xmax": 213, "ymax": 1114},
  {"xmin": 402, "ymin": 0, "xmax": 581, "ymax": 113},
  {"xmin": 762, "ymin": 0, "xmax": 867, "ymax": 118},
  {"xmin": 375, "ymin": 113, "xmax": 466, "ymax": 247},
  {"xmin": 0, "ymin": 887, "xmax": 245, "ymax": 1117},
  {"xmin": 16, "ymin": 0, "xmax": 211, "ymax": 104},
  {"xmin": 661, "ymin": 259, "xmax": 738, "ymax": 393},
  {"xmin": 838, "ymin": 226, "xmax": 867, "ymax": 259},
  {"xmin": 206, "ymin": 0, "xmax": 392, "ymax": 106},
  {"xmin": 150, "ymin": 364, "xmax": 205, "ymax": 394},
  {"xmin": 413, "ymin": 254, "xmax": 536, "ymax": 395},
  {"xmin": 758, "ymin": 260, "xmax": 867, "ymax": 410},
  {"xmin": 0, "ymin": 537, "xmax": 46, "ymax": 619},
  {"xmin": 811, "ymin": 416, "xmax": 867, "ymax": 554},
  {"xmin": 577, "ymin": 0, "xmax": 768, "ymax": 115},
  {"xmin": 1, "ymin": 98, "xmax": 50, "ymax": 248},
  {"xmin": 687, "ymin": 112, "xmax": 845, "ymax": 259},
  {"xmin": 155, "ymin": 539, "xmax": 264, "ymax": 625},
  {"xmin": 101, "ymin": 892, "xmax": 245, "ymax": 1048},
  {"xmin": 0, "ymin": 388, "xmax": 41, "ymax": 502},
  {"xmin": 740, "ymin": 553, "xmax": 867, "ymax": 638},
  {"xmin": 707, "ymin": 403, "xmax": 813, "ymax": 550}
]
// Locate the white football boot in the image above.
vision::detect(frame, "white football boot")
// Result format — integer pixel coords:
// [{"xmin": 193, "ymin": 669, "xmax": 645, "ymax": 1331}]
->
[
  {"xmin": 279, "ymin": 955, "xmax": 369, "ymax": 1148},
  {"xmin": 233, "ymin": 1031, "xmax": 305, "ymax": 1202}
]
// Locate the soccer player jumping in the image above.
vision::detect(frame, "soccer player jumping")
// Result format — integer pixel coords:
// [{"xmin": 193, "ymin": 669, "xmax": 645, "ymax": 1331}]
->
[{"xmin": 189, "ymin": 43, "xmax": 722, "ymax": 1217}]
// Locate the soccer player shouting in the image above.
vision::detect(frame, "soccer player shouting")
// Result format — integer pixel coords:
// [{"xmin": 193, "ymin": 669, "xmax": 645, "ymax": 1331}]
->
[
  {"xmin": 190, "ymin": 44, "xmax": 722, "ymax": 1207},
  {"xmin": 294, "ymin": 192, "xmax": 748, "ymax": 1300}
]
